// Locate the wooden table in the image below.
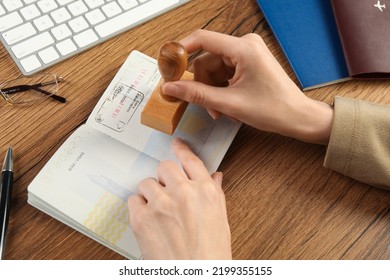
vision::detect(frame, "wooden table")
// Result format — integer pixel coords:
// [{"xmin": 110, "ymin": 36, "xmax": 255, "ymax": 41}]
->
[{"xmin": 1, "ymin": 0, "xmax": 390, "ymax": 260}]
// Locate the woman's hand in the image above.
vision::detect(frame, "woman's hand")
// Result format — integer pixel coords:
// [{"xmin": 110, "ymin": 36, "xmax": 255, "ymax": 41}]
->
[
  {"xmin": 162, "ymin": 30, "xmax": 333, "ymax": 144},
  {"xmin": 128, "ymin": 138, "xmax": 232, "ymax": 259}
]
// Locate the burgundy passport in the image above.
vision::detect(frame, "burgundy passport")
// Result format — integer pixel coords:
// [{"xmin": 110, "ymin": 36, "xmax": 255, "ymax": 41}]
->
[{"xmin": 331, "ymin": 0, "xmax": 390, "ymax": 78}]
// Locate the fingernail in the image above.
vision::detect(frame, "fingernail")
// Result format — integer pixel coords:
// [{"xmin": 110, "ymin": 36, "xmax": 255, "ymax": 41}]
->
[
  {"xmin": 208, "ymin": 110, "xmax": 221, "ymax": 120},
  {"xmin": 162, "ymin": 82, "xmax": 180, "ymax": 96},
  {"xmin": 215, "ymin": 172, "xmax": 223, "ymax": 185},
  {"xmin": 171, "ymin": 138, "xmax": 183, "ymax": 145}
]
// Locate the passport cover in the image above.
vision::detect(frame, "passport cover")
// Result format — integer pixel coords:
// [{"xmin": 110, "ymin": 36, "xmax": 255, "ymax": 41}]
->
[
  {"xmin": 256, "ymin": 0, "xmax": 350, "ymax": 90},
  {"xmin": 331, "ymin": 0, "xmax": 390, "ymax": 78}
]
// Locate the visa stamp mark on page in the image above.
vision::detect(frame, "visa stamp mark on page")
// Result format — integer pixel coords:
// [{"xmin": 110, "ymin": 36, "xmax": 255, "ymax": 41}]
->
[{"xmin": 94, "ymin": 83, "xmax": 144, "ymax": 132}]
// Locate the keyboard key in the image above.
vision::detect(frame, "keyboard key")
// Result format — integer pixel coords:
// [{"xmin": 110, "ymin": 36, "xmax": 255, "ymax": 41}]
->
[
  {"xmin": 24, "ymin": 0, "xmax": 40, "ymax": 4},
  {"xmin": 20, "ymin": 55, "xmax": 42, "ymax": 72},
  {"xmin": 68, "ymin": 0, "xmax": 88, "ymax": 16},
  {"xmin": 3, "ymin": 0, "xmax": 23, "ymax": 11},
  {"xmin": 50, "ymin": 7, "xmax": 71, "ymax": 24},
  {"xmin": 101, "ymin": 2, "xmax": 122, "ymax": 18},
  {"xmin": 96, "ymin": 0, "xmax": 179, "ymax": 38},
  {"xmin": 0, "ymin": 11, "xmax": 23, "ymax": 32},
  {"xmin": 2, "ymin": 22, "xmax": 36, "ymax": 45},
  {"xmin": 56, "ymin": 39, "xmax": 77, "ymax": 55},
  {"xmin": 0, "ymin": 5, "xmax": 5, "ymax": 16},
  {"xmin": 20, "ymin": 4, "xmax": 41, "ymax": 20},
  {"xmin": 51, "ymin": 23, "xmax": 72, "ymax": 40},
  {"xmin": 118, "ymin": 0, "xmax": 138, "ymax": 10},
  {"xmin": 57, "ymin": 0, "xmax": 75, "ymax": 5},
  {"xmin": 74, "ymin": 29, "xmax": 98, "ymax": 48},
  {"xmin": 38, "ymin": 46, "xmax": 59, "ymax": 63},
  {"xmin": 84, "ymin": 0, "xmax": 104, "ymax": 9},
  {"xmin": 85, "ymin": 9, "xmax": 106, "ymax": 25},
  {"xmin": 37, "ymin": 0, "xmax": 58, "ymax": 13},
  {"xmin": 68, "ymin": 16, "xmax": 88, "ymax": 33},
  {"xmin": 33, "ymin": 14, "xmax": 54, "ymax": 31},
  {"xmin": 11, "ymin": 32, "xmax": 54, "ymax": 58}
]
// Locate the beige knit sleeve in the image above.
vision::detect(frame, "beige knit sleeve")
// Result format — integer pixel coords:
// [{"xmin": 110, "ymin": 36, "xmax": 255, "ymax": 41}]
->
[{"xmin": 324, "ymin": 96, "xmax": 390, "ymax": 190}]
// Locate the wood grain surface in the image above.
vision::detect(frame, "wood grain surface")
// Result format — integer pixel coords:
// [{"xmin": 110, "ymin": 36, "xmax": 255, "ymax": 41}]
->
[{"xmin": 1, "ymin": 0, "xmax": 389, "ymax": 259}]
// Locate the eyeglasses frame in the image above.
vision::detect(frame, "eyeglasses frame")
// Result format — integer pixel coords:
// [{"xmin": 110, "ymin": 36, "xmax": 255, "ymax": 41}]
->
[{"xmin": 0, "ymin": 74, "xmax": 66, "ymax": 104}]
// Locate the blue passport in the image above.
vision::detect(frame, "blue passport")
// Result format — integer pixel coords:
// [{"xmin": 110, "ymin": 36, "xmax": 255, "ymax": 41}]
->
[{"xmin": 256, "ymin": 0, "xmax": 350, "ymax": 90}]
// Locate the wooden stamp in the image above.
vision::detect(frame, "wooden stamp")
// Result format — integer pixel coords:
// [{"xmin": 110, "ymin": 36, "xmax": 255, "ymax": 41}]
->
[{"xmin": 141, "ymin": 41, "xmax": 193, "ymax": 135}]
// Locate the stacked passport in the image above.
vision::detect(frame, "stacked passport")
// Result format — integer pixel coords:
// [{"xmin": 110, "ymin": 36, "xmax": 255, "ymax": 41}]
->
[
  {"xmin": 332, "ymin": 0, "xmax": 390, "ymax": 78},
  {"xmin": 256, "ymin": 0, "xmax": 390, "ymax": 90}
]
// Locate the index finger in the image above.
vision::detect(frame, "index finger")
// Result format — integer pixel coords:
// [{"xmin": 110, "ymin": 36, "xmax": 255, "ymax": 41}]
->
[
  {"xmin": 171, "ymin": 138, "xmax": 209, "ymax": 180},
  {"xmin": 180, "ymin": 30, "xmax": 238, "ymax": 67}
]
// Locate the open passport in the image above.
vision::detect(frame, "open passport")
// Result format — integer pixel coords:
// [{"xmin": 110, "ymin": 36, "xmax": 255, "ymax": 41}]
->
[{"xmin": 27, "ymin": 51, "xmax": 241, "ymax": 259}]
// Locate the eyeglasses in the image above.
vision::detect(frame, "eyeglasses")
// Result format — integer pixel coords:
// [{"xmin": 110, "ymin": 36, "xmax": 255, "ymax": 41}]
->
[{"xmin": 0, "ymin": 73, "xmax": 66, "ymax": 105}]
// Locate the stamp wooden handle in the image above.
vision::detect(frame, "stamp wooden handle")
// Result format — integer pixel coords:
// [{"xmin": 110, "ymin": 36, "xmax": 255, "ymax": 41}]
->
[{"xmin": 158, "ymin": 41, "xmax": 188, "ymax": 82}]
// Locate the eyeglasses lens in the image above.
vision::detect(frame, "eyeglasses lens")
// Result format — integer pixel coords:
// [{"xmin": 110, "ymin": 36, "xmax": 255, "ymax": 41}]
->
[{"xmin": 1, "ymin": 74, "xmax": 58, "ymax": 104}]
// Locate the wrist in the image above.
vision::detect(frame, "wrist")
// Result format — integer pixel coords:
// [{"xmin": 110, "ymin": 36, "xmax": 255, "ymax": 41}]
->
[{"xmin": 282, "ymin": 95, "xmax": 334, "ymax": 145}]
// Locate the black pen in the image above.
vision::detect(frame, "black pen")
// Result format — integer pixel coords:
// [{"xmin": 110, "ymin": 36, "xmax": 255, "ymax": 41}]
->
[{"xmin": 0, "ymin": 146, "xmax": 13, "ymax": 260}]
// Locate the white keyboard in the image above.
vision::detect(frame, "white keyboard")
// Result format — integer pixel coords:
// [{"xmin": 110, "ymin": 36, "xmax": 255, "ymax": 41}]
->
[{"xmin": 0, "ymin": 0, "xmax": 191, "ymax": 75}]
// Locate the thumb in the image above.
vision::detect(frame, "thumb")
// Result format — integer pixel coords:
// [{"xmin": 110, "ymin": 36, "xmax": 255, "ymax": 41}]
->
[{"xmin": 161, "ymin": 80, "xmax": 223, "ymax": 109}]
